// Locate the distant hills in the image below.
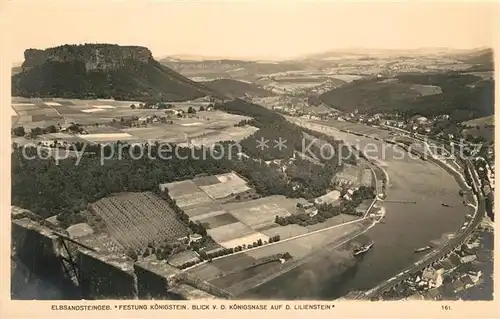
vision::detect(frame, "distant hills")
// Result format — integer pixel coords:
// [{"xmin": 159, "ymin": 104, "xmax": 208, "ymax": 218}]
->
[
  {"xmin": 455, "ymin": 48, "xmax": 494, "ymax": 71},
  {"xmin": 159, "ymin": 58, "xmax": 305, "ymax": 79},
  {"xmin": 202, "ymin": 79, "xmax": 275, "ymax": 98},
  {"xmin": 12, "ymin": 44, "xmax": 223, "ymax": 101},
  {"xmin": 299, "ymin": 47, "xmax": 493, "ymax": 60},
  {"xmin": 320, "ymin": 72, "xmax": 494, "ymax": 121}
]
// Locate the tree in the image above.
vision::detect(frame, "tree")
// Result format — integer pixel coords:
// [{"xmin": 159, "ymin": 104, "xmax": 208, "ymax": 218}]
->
[
  {"xmin": 282, "ymin": 252, "xmax": 292, "ymax": 260},
  {"xmin": 187, "ymin": 106, "xmax": 196, "ymax": 114},
  {"xmin": 126, "ymin": 248, "xmax": 138, "ymax": 261},
  {"xmin": 44, "ymin": 125, "xmax": 57, "ymax": 134},
  {"xmin": 30, "ymin": 127, "xmax": 43, "ymax": 137},
  {"xmin": 130, "ymin": 104, "xmax": 136, "ymax": 109},
  {"xmin": 199, "ymin": 106, "xmax": 205, "ymax": 112},
  {"xmin": 12, "ymin": 126, "xmax": 25, "ymax": 137}
]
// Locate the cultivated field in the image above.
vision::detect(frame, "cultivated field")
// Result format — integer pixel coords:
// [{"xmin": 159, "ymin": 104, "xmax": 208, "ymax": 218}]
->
[
  {"xmin": 161, "ymin": 172, "xmax": 364, "ymax": 262},
  {"xmin": 78, "ymin": 132, "xmax": 136, "ymax": 142},
  {"xmin": 260, "ymin": 224, "xmax": 310, "ymax": 240},
  {"xmin": 161, "ymin": 172, "xmax": 252, "ymax": 205},
  {"xmin": 90, "ymin": 192, "xmax": 189, "ymax": 250},
  {"xmin": 197, "ymin": 212, "xmax": 239, "ymax": 229},
  {"xmin": 199, "ymin": 172, "xmax": 252, "ymax": 199},
  {"xmin": 220, "ymin": 233, "xmax": 271, "ymax": 249},
  {"xmin": 305, "ymin": 214, "xmax": 359, "ymax": 232},
  {"xmin": 187, "ymin": 218, "xmax": 370, "ymax": 296},
  {"xmin": 410, "ymin": 84, "xmax": 442, "ymax": 96},
  {"xmin": 462, "ymin": 115, "xmax": 494, "ymax": 127},
  {"xmin": 207, "ymin": 222, "xmax": 256, "ymax": 244},
  {"xmin": 221, "ymin": 196, "xmax": 297, "ymax": 230},
  {"xmin": 160, "ymin": 180, "xmax": 202, "ymax": 197},
  {"xmin": 172, "ymin": 192, "xmax": 214, "ymax": 209},
  {"xmin": 187, "ymin": 262, "xmax": 225, "ymax": 281},
  {"xmin": 247, "ymin": 220, "xmax": 368, "ymax": 260},
  {"xmin": 184, "ymin": 202, "xmax": 224, "ymax": 219},
  {"xmin": 168, "ymin": 250, "xmax": 200, "ymax": 267},
  {"xmin": 11, "ymin": 97, "xmax": 257, "ymax": 147}
]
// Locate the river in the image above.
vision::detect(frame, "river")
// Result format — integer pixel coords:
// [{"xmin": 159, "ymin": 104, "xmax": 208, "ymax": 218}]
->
[{"xmin": 243, "ymin": 120, "xmax": 470, "ymax": 299}]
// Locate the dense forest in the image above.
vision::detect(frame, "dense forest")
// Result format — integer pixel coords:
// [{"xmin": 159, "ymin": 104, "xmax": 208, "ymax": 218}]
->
[{"xmin": 216, "ymin": 99, "xmax": 356, "ymax": 163}]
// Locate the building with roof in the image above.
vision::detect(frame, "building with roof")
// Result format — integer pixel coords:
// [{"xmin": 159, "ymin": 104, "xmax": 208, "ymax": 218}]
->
[
  {"xmin": 452, "ymin": 279, "xmax": 466, "ymax": 293},
  {"xmin": 422, "ymin": 267, "xmax": 444, "ymax": 288},
  {"xmin": 460, "ymin": 274, "xmax": 475, "ymax": 289},
  {"xmin": 435, "ymin": 259, "xmax": 457, "ymax": 275},
  {"xmin": 460, "ymin": 254, "xmax": 477, "ymax": 264},
  {"xmin": 189, "ymin": 234, "xmax": 203, "ymax": 243},
  {"xmin": 448, "ymin": 253, "xmax": 463, "ymax": 267},
  {"xmin": 425, "ymin": 287, "xmax": 442, "ymax": 300}
]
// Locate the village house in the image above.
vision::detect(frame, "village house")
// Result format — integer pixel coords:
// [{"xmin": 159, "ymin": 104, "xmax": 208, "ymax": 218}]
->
[
  {"xmin": 425, "ymin": 287, "xmax": 443, "ymax": 300},
  {"xmin": 189, "ymin": 234, "xmax": 203, "ymax": 244},
  {"xmin": 460, "ymin": 274, "xmax": 475, "ymax": 289},
  {"xmin": 422, "ymin": 267, "xmax": 444, "ymax": 288},
  {"xmin": 434, "ymin": 259, "xmax": 458, "ymax": 275},
  {"xmin": 459, "ymin": 254, "xmax": 477, "ymax": 264}
]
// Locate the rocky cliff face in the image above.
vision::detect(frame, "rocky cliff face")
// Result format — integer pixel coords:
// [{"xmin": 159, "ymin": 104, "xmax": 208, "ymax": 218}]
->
[{"xmin": 22, "ymin": 44, "xmax": 153, "ymax": 72}]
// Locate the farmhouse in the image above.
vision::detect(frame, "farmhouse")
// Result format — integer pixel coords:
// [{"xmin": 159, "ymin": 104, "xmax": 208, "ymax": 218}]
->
[
  {"xmin": 189, "ymin": 234, "xmax": 203, "ymax": 243},
  {"xmin": 460, "ymin": 254, "xmax": 477, "ymax": 264}
]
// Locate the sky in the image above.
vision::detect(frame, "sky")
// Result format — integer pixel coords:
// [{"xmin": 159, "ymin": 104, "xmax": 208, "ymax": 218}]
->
[{"xmin": 2, "ymin": 0, "xmax": 498, "ymax": 62}]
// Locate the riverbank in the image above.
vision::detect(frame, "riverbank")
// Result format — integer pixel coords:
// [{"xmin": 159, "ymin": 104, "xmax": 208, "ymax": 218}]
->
[{"xmin": 277, "ymin": 118, "xmax": 470, "ymax": 299}]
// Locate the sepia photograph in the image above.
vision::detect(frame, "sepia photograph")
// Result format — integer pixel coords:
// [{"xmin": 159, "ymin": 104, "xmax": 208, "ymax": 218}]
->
[{"xmin": 4, "ymin": 0, "xmax": 497, "ymax": 310}]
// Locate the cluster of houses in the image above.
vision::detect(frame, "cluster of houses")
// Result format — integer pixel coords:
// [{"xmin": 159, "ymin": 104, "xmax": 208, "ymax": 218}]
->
[{"xmin": 401, "ymin": 238, "xmax": 484, "ymax": 300}]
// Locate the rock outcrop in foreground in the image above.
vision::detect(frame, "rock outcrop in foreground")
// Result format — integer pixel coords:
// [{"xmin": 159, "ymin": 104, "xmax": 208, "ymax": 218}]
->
[{"xmin": 12, "ymin": 43, "xmax": 222, "ymax": 101}]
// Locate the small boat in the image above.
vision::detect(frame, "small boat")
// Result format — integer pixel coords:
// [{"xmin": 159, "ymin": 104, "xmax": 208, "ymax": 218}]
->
[
  {"xmin": 441, "ymin": 203, "xmax": 451, "ymax": 207},
  {"xmin": 353, "ymin": 241, "xmax": 374, "ymax": 256},
  {"xmin": 414, "ymin": 246, "xmax": 432, "ymax": 253}
]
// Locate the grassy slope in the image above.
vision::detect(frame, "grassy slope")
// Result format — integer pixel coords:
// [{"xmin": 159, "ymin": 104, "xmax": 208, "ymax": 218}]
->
[
  {"xmin": 202, "ymin": 79, "xmax": 275, "ymax": 98},
  {"xmin": 11, "ymin": 59, "xmax": 224, "ymax": 102},
  {"xmin": 462, "ymin": 115, "xmax": 494, "ymax": 127},
  {"xmin": 319, "ymin": 72, "xmax": 494, "ymax": 121},
  {"xmin": 319, "ymin": 78, "xmax": 421, "ymax": 111}
]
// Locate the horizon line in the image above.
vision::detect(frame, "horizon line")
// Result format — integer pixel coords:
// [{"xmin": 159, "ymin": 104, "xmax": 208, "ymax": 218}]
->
[{"xmin": 11, "ymin": 44, "xmax": 493, "ymax": 65}]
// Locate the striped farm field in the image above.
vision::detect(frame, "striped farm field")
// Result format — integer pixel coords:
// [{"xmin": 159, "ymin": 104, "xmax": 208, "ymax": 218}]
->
[{"xmin": 90, "ymin": 192, "xmax": 189, "ymax": 250}]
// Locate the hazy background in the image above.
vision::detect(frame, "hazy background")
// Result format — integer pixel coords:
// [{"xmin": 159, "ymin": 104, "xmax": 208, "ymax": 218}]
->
[{"xmin": 2, "ymin": 1, "xmax": 497, "ymax": 62}]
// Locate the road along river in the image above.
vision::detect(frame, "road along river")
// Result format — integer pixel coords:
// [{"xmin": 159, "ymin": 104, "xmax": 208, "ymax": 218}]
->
[{"xmin": 244, "ymin": 118, "xmax": 471, "ymax": 299}]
